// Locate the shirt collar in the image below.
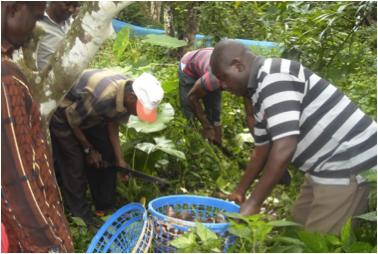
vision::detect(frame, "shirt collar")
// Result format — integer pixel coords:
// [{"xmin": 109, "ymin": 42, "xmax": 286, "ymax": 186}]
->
[
  {"xmin": 1, "ymin": 41, "xmax": 14, "ymax": 59},
  {"xmin": 247, "ymin": 55, "xmax": 265, "ymax": 91},
  {"xmin": 116, "ymin": 78, "xmax": 135, "ymax": 112},
  {"xmin": 44, "ymin": 11, "xmax": 68, "ymax": 31}
]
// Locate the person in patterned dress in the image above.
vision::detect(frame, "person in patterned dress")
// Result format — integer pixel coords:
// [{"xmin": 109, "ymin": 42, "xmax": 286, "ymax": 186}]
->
[{"xmin": 1, "ymin": 2, "xmax": 74, "ymax": 252}]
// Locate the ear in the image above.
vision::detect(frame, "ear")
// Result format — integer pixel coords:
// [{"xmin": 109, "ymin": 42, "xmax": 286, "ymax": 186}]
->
[
  {"xmin": 232, "ymin": 58, "xmax": 244, "ymax": 72},
  {"xmin": 10, "ymin": 2, "xmax": 22, "ymax": 15}
]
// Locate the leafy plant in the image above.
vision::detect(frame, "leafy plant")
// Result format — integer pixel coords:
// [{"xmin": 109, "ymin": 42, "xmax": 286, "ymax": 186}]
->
[
  {"xmin": 170, "ymin": 220, "xmax": 222, "ymax": 253},
  {"xmin": 113, "ymin": 25, "xmax": 131, "ymax": 62},
  {"xmin": 143, "ymin": 34, "xmax": 188, "ymax": 48}
]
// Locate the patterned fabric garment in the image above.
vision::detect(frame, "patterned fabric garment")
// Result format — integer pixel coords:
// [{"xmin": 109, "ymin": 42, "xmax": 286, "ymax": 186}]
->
[
  {"xmin": 248, "ymin": 56, "xmax": 377, "ymax": 185},
  {"xmin": 50, "ymin": 69, "xmax": 132, "ymax": 137},
  {"xmin": 1, "ymin": 42, "xmax": 74, "ymax": 253},
  {"xmin": 180, "ymin": 48, "xmax": 222, "ymax": 92}
]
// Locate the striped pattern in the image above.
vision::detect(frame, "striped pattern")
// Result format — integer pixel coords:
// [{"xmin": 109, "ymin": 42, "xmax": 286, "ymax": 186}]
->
[
  {"xmin": 1, "ymin": 42, "xmax": 73, "ymax": 252},
  {"xmin": 50, "ymin": 69, "xmax": 132, "ymax": 137},
  {"xmin": 180, "ymin": 48, "xmax": 222, "ymax": 92},
  {"xmin": 251, "ymin": 58, "xmax": 377, "ymax": 185}
]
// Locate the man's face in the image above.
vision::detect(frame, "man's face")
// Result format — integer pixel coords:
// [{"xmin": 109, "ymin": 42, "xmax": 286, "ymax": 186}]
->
[
  {"xmin": 3, "ymin": 2, "xmax": 46, "ymax": 49},
  {"xmin": 52, "ymin": 1, "xmax": 79, "ymax": 22},
  {"xmin": 212, "ymin": 61, "xmax": 249, "ymax": 97}
]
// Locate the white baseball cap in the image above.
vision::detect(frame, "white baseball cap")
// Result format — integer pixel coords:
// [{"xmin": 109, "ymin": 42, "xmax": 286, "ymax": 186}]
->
[{"xmin": 132, "ymin": 73, "xmax": 164, "ymax": 123}]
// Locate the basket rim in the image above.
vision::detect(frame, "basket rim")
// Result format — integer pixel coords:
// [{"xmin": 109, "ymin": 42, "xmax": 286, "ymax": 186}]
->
[
  {"xmin": 86, "ymin": 203, "xmax": 148, "ymax": 253},
  {"xmin": 148, "ymin": 195, "xmax": 240, "ymax": 228}
]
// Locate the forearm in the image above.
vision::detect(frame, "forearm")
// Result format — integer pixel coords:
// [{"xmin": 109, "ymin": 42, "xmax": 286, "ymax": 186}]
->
[
  {"xmin": 107, "ymin": 121, "xmax": 123, "ymax": 163},
  {"xmin": 64, "ymin": 110, "xmax": 90, "ymax": 149},
  {"xmin": 188, "ymin": 95, "xmax": 212, "ymax": 128},
  {"xmin": 242, "ymin": 137, "xmax": 297, "ymax": 214}
]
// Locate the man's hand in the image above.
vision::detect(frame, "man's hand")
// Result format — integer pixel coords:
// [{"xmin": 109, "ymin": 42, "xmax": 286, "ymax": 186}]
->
[
  {"xmin": 239, "ymin": 198, "xmax": 261, "ymax": 217},
  {"xmin": 116, "ymin": 160, "xmax": 130, "ymax": 182},
  {"xmin": 202, "ymin": 127, "xmax": 215, "ymax": 141},
  {"xmin": 228, "ymin": 191, "xmax": 245, "ymax": 206},
  {"xmin": 86, "ymin": 149, "xmax": 102, "ymax": 169}
]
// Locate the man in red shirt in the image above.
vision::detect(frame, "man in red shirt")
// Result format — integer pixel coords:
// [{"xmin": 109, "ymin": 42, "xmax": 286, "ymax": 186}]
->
[{"xmin": 179, "ymin": 48, "xmax": 224, "ymax": 144}]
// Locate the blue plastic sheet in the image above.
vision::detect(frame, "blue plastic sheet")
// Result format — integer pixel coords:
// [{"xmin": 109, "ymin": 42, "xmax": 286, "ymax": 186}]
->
[{"xmin": 112, "ymin": 19, "xmax": 281, "ymax": 51}]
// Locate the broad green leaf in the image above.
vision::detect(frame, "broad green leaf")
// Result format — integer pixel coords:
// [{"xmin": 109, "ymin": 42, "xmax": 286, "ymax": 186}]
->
[
  {"xmin": 71, "ymin": 217, "xmax": 86, "ymax": 227},
  {"xmin": 296, "ymin": 231, "xmax": 329, "ymax": 253},
  {"xmin": 370, "ymin": 245, "xmax": 377, "ymax": 253},
  {"xmin": 325, "ymin": 233, "xmax": 341, "ymax": 246},
  {"xmin": 127, "ymin": 103, "xmax": 174, "ymax": 133},
  {"xmin": 359, "ymin": 169, "xmax": 377, "ymax": 182},
  {"xmin": 161, "ymin": 80, "xmax": 178, "ymax": 94},
  {"xmin": 226, "ymin": 241, "xmax": 238, "ymax": 253},
  {"xmin": 136, "ymin": 136, "xmax": 186, "ymax": 160},
  {"xmin": 170, "ymin": 233, "xmax": 195, "ymax": 248},
  {"xmin": 216, "ymin": 175, "xmax": 231, "ymax": 195},
  {"xmin": 341, "ymin": 218, "xmax": 356, "ymax": 252},
  {"xmin": 246, "ymin": 213, "xmax": 265, "ymax": 222},
  {"xmin": 278, "ymin": 245, "xmax": 304, "ymax": 253},
  {"xmin": 266, "ymin": 220, "xmax": 301, "ymax": 227},
  {"xmin": 143, "ymin": 34, "xmax": 187, "ymax": 48},
  {"xmin": 348, "ymin": 242, "xmax": 373, "ymax": 253},
  {"xmin": 113, "ymin": 26, "xmax": 131, "ymax": 61},
  {"xmin": 195, "ymin": 220, "xmax": 218, "ymax": 242},
  {"xmin": 354, "ymin": 211, "xmax": 377, "ymax": 221},
  {"xmin": 105, "ymin": 65, "xmax": 133, "ymax": 77},
  {"xmin": 267, "ymin": 236, "xmax": 305, "ymax": 246},
  {"xmin": 222, "ymin": 212, "xmax": 249, "ymax": 223},
  {"xmin": 101, "ymin": 215, "xmax": 112, "ymax": 222}
]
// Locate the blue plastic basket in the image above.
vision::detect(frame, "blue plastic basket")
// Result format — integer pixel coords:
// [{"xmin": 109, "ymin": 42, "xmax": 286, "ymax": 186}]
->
[
  {"xmin": 86, "ymin": 203, "xmax": 153, "ymax": 253},
  {"xmin": 148, "ymin": 195, "xmax": 240, "ymax": 253}
]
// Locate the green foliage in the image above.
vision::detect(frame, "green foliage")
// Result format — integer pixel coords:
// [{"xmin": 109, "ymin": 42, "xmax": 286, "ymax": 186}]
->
[
  {"xmin": 115, "ymin": 2, "xmax": 164, "ymax": 29},
  {"xmin": 170, "ymin": 220, "xmax": 222, "ymax": 252},
  {"xmin": 127, "ymin": 103, "xmax": 174, "ymax": 133},
  {"xmin": 113, "ymin": 26, "xmax": 131, "ymax": 62},
  {"xmin": 143, "ymin": 34, "xmax": 188, "ymax": 48}
]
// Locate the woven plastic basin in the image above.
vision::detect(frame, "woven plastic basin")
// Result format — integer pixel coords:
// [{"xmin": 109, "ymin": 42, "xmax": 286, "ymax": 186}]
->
[
  {"xmin": 148, "ymin": 195, "xmax": 240, "ymax": 253},
  {"xmin": 86, "ymin": 203, "xmax": 152, "ymax": 253}
]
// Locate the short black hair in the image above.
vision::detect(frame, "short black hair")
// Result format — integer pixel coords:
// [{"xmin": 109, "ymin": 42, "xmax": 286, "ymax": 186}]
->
[{"xmin": 125, "ymin": 80, "xmax": 134, "ymax": 93}]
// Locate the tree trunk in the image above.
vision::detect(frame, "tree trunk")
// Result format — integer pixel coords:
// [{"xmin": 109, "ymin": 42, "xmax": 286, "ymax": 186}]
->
[
  {"xmin": 14, "ymin": 1, "xmax": 133, "ymax": 143},
  {"xmin": 163, "ymin": 2, "xmax": 175, "ymax": 37},
  {"xmin": 150, "ymin": 1, "xmax": 162, "ymax": 24},
  {"xmin": 177, "ymin": 2, "xmax": 201, "ymax": 59}
]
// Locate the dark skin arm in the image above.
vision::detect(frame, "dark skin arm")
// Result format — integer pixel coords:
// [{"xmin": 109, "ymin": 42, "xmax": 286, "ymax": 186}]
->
[
  {"xmin": 244, "ymin": 97, "xmax": 255, "ymax": 137},
  {"xmin": 188, "ymin": 79, "xmax": 222, "ymax": 144},
  {"xmin": 64, "ymin": 109, "xmax": 102, "ymax": 169},
  {"xmin": 107, "ymin": 121, "xmax": 129, "ymax": 181},
  {"xmin": 230, "ymin": 136, "xmax": 297, "ymax": 216}
]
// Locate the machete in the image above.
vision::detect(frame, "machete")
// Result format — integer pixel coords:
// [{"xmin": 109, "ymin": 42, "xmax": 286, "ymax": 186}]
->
[{"xmin": 99, "ymin": 161, "xmax": 167, "ymax": 185}]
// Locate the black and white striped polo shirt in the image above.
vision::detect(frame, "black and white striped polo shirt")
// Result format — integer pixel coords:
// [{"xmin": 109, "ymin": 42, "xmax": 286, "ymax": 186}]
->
[{"xmin": 249, "ymin": 57, "xmax": 377, "ymax": 185}]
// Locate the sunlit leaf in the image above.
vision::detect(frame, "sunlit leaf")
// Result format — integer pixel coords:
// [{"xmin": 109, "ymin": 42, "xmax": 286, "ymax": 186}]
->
[
  {"xmin": 113, "ymin": 25, "xmax": 131, "ymax": 61},
  {"xmin": 143, "ymin": 34, "xmax": 187, "ymax": 48},
  {"xmin": 136, "ymin": 136, "xmax": 186, "ymax": 160},
  {"xmin": 127, "ymin": 103, "xmax": 174, "ymax": 133}
]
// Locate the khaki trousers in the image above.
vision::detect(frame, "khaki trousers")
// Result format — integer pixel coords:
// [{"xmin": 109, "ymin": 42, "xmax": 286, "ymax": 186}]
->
[{"xmin": 293, "ymin": 173, "xmax": 370, "ymax": 236}]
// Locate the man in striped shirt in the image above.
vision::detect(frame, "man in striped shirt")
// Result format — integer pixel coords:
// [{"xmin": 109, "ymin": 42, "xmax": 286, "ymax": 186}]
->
[
  {"xmin": 50, "ymin": 70, "xmax": 163, "ymax": 228},
  {"xmin": 179, "ymin": 48, "xmax": 223, "ymax": 144},
  {"xmin": 210, "ymin": 39, "xmax": 376, "ymax": 235}
]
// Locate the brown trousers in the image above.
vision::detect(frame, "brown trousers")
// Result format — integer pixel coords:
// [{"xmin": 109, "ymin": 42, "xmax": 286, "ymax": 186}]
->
[{"xmin": 293, "ymin": 173, "xmax": 370, "ymax": 236}]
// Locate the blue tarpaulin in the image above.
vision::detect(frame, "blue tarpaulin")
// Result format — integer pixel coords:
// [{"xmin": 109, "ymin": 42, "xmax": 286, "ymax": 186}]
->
[{"xmin": 112, "ymin": 19, "xmax": 281, "ymax": 51}]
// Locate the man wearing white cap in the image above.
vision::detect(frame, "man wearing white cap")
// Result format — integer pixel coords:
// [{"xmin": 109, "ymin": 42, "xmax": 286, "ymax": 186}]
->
[{"xmin": 50, "ymin": 70, "xmax": 164, "ymax": 230}]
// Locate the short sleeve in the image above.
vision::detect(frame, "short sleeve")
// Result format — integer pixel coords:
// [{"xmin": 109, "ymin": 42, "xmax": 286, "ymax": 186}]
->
[
  {"xmin": 200, "ymin": 72, "xmax": 222, "ymax": 92},
  {"xmin": 260, "ymin": 74, "xmax": 303, "ymax": 141}
]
